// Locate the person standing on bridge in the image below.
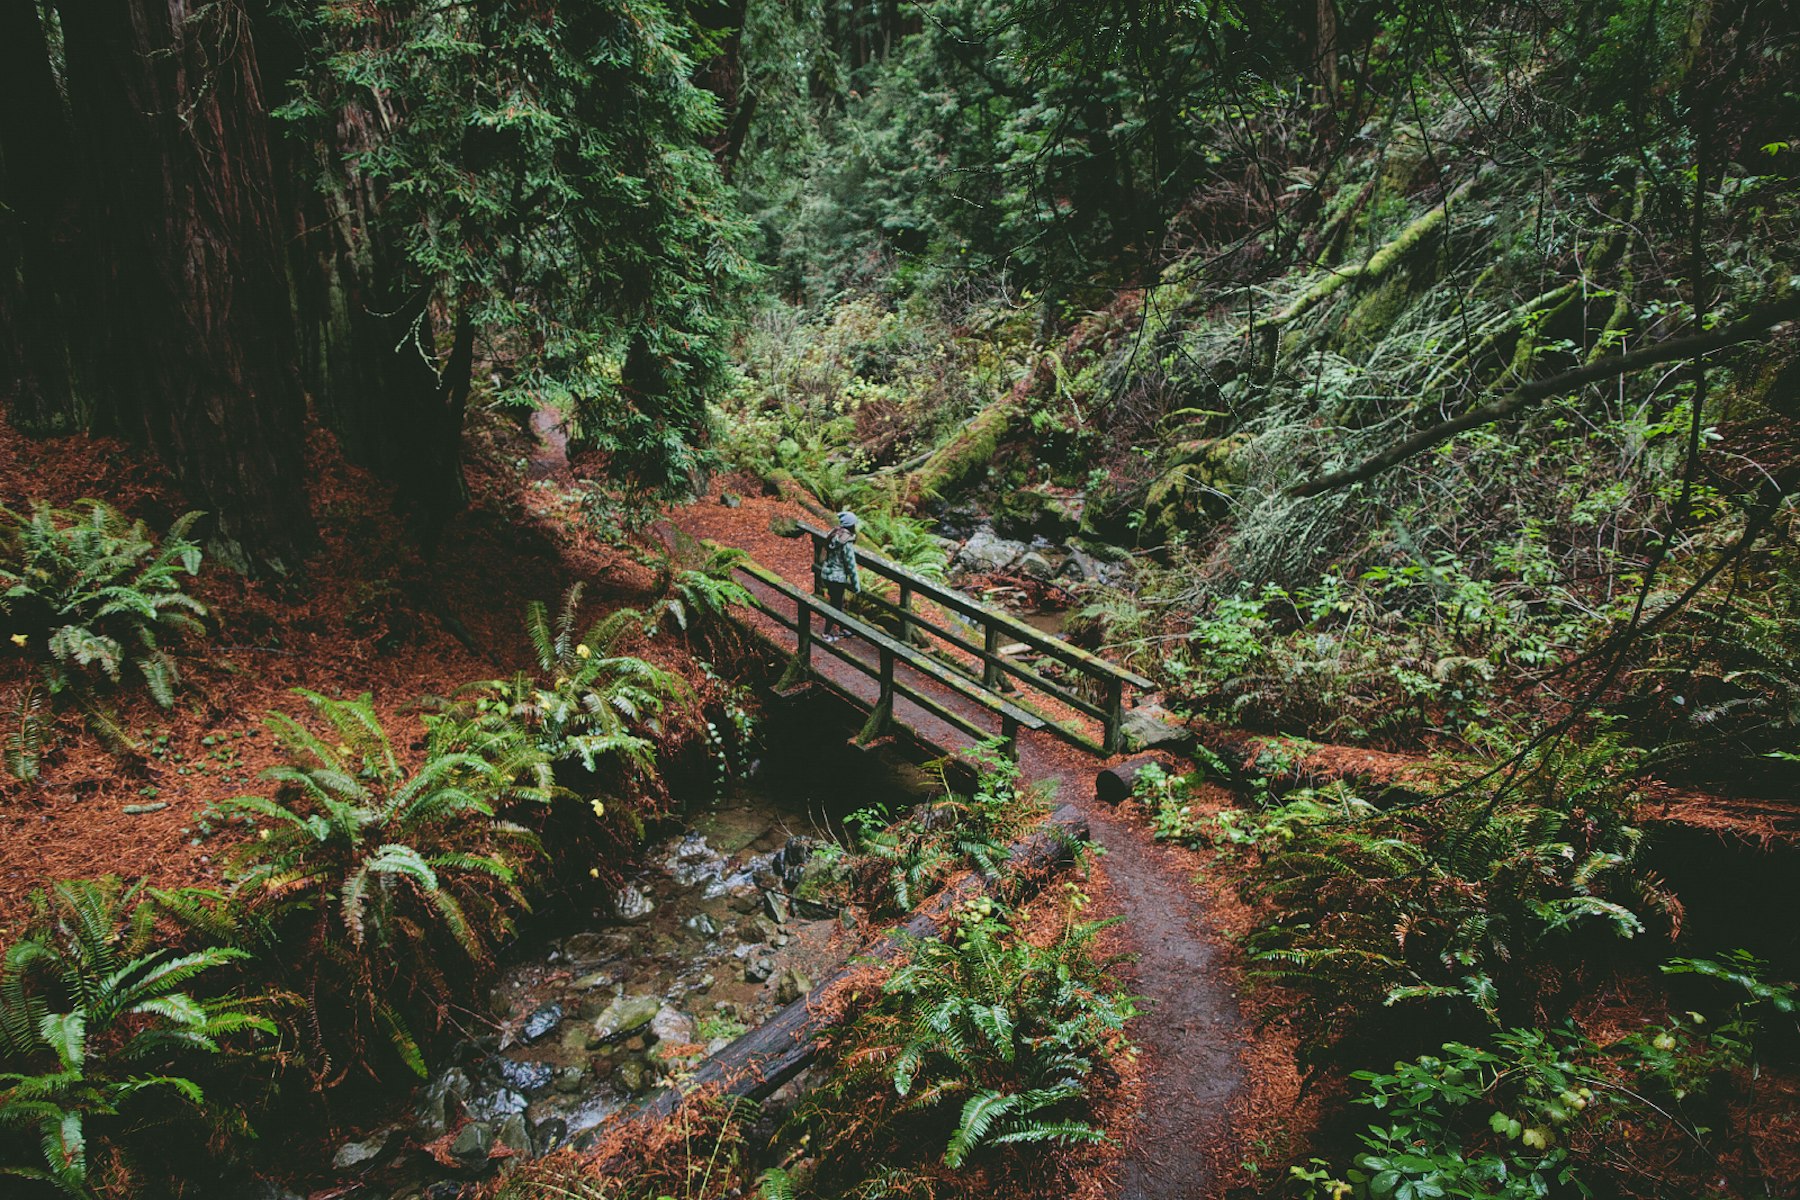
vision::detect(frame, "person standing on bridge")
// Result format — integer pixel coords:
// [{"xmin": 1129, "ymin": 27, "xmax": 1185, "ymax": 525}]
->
[{"xmin": 817, "ymin": 510, "xmax": 862, "ymax": 642}]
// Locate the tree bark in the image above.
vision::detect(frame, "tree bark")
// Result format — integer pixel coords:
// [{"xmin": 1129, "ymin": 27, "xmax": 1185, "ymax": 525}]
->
[
  {"xmin": 56, "ymin": 0, "xmax": 314, "ymax": 574},
  {"xmin": 0, "ymin": 0, "xmax": 91, "ymax": 433}
]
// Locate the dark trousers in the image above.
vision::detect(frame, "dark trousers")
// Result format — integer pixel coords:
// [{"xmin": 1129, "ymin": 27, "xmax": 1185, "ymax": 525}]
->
[{"xmin": 824, "ymin": 581, "xmax": 848, "ymax": 631}]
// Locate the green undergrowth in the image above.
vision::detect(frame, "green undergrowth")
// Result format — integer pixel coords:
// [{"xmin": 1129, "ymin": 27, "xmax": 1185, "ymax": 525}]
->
[
  {"xmin": 1127, "ymin": 748, "xmax": 1800, "ymax": 1200},
  {"xmin": 0, "ymin": 541, "xmax": 758, "ymax": 1194}
]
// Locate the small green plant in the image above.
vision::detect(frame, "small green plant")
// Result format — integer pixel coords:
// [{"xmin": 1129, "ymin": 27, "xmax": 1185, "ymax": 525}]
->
[
  {"xmin": 0, "ymin": 878, "xmax": 272, "ymax": 1197},
  {"xmin": 0, "ymin": 501, "xmax": 207, "ymax": 712},
  {"xmin": 219, "ymin": 690, "xmax": 550, "ymax": 1078},
  {"xmin": 1313, "ymin": 1029, "xmax": 1608, "ymax": 1200},
  {"xmin": 449, "ymin": 583, "xmax": 693, "ymax": 782},
  {"xmin": 791, "ymin": 890, "xmax": 1133, "ymax": 1190}
]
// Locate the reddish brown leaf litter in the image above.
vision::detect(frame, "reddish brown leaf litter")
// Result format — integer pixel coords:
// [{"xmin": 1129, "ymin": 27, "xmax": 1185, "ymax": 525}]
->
[{"xmin": 0, "ymin": 412, "xmax": 712, "ymax": 929}]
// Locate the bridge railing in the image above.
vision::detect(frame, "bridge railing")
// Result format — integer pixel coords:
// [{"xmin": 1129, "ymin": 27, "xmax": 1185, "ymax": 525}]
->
[
  {"xmin": 734, "ymin": 560, "xmax": 1048, "ymax": 758},
  {"xmin": 798, "ymin": 521, "xmax": 1155, "ymax": 755}
]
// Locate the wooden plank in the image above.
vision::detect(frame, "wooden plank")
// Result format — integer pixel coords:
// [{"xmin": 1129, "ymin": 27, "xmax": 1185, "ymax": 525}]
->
[{"xmin": 797, "ymin": 521, "xmax": 1155, "ymax": 690}]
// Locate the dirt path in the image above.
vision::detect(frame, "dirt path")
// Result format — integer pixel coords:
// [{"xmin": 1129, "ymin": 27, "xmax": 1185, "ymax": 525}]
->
[
  {"xmin": 1033, "ymin": 759, "xmax": 1245, "ymax": 1199},
  {"xmin": 665, "ymin": 481, "xmax": 1249, "ymax": 1197}
]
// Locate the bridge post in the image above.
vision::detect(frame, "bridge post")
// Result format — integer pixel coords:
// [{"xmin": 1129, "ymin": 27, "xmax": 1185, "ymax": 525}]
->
[
  {"xmin": 780, "ymin": 602, "xmax": 814, "ymax": 691},
  {"xmin": 1001, "ymin": 713, "xmax": 1020, "ymax": 760},
  {"xmin": 897, "ymin": 581, "xmax": 914, "ymax": 645},
  {"xmin": 982, "ymin": 622, "xmax": 1002, "ymax": 690},
  {"xmin": 856, "ymin": 644, "xmax": 895, "ymax": 744},
  {"xmin": 1101, "ymin": 676, "xmax": 1125, "ymax": 756}
]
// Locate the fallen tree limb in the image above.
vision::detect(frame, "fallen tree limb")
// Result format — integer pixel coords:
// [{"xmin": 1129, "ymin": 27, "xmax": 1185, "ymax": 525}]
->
[
  {"xmin": 626, "ymin": 801, "xmax": 1090, "ymax": 1125},
  {"xmin": 1289, "ymin": 290, "xmax": 1800, "ymax": 497}
]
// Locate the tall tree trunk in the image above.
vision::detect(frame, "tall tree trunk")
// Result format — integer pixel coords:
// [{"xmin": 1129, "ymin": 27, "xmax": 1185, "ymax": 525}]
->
[
  {"xmin": 56, "ymin": 0, "xmax": 314, "ymax": 574},
  {"xmin": 0, "ymin": 0, "xmax": 91, "ymax": 433}
]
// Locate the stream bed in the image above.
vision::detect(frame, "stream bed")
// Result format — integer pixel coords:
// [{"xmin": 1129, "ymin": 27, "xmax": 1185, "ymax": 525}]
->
[{"xmin": 291, "ymin": 729, "xmax": 928, "ymax": 1200}]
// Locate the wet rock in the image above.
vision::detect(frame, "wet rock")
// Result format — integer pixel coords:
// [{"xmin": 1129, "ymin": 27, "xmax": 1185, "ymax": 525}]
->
[
  {"xmin": 495, "ymin": 1112, "xmax": 533, "ymax": 1157},
  {"xmin": 614, "ymin": 1059, "xmax": 646, "ymax": 1093},
  {"xmin": 752, "ymin": 915, "xmax": 784, "ymax": 944},
  {"xmin": 723, "ymin": 883, "xmax": 763, "ymax": 912},
  {"xmin": 665, "ymin": 835, "xmax": 727, "ymax": 887},
  {"xmin": 560, "ymin": 1025, "xmax": 592, "ymax": 1056},
  {"xmin": 426, "ymin": 1184, "xmax": 472, "ymax": 1200},
  {"xmin": 592, "ymin": 993, "xmax": 661, "ymax": 1042},
  {"xmin": 762, "ymin": 890, "xmax": 791, "ymax": 923},
  {"xmin": 520, "ymin": 1003, "xmax": 563, "ymax": 1043},
  {"xmin": 953, "ymin": 527, "xmax": 1026, "ymax": 575},
  {"xmin": 611, "ymin": 885, "xmax": 655, "ymax": 922},
  {"xmin": 450, "ymin": 1121, "xmax": 493, "ymax": 1166},
  {"xmin": 1017, "ymin": 551, "xmax": 1057, "ymax": 581},
  {"xmin": 562, "ymin": 931, "xmax": 623, "ymax": 962},
  {"xmin": 649, "ymin": 1006, "xmax": 695, "ymax": 1045},
  {"xmin": 775, "ymin": 968, "xmax": 813, "ymax": 1005},
  {"xmin": 793, "ymin": 895, "xmax": 838, "ymax": 920},
  {"xmin": 744, "ymin": 958, "xmax": 775, "ymax": 983},
  {"xmin": 332, "ymin": 1127, "xmax": 395, "ymax": 1172},
  {"xmin": 719, "ymin": 491, "xmax": 742, "ymax": 509},
  {"xmin": 1121, "ymin": 704, "xmax": 1193, "ymax": 753},
  {"xmin": 534, "ymin": 1117, "xmax": 569, "ymax": 1153},
  {"xmin": 554, "ymin": 1065, "xmax": 587, "ymax": 1094},
  {"xmin": 571, "ymin": 969, "xmax": 612, "ymax": 990},
  {"xmin": 465, "ymin": 1088, "xmax": 528, "ymax": 1122},
  {"xmin": 684, "ymin": 912, "xmax": 720, "ymax": 938},
  {"xmin": 493, "ymin": 1058, "xmax": 556, "ymax": 1096},
  {"xmin": 416, "ymin": 1067, "xmax": 472, "ymax": 1138},
  {"xmin": 698, "ymin": 972, "xmax": 716, "ymax": 991}
]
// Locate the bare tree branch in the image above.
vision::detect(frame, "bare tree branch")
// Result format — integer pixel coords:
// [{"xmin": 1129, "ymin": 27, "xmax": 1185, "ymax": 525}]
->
[{"xmin": 1288, "ymin": 291, "xmax": 1800, "ymax": 498}]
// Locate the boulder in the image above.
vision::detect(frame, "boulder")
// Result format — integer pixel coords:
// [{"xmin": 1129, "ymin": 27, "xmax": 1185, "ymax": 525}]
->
[
  {"xmin": 762, "ymin": 890, "xmax": 792, "ymax": 924},
  {"xmin": 464, "ymin": 1085, "xmax": 528, "ymax": 1122},
  {"xmin": 416, "ymin": 1067, "xmax": 472, "ymax": 1138},
  {"xmin": 744, "ymin": 958, "xmax": 775, "ymax": 983},
  {"xmin": 332, "ymin": 1128, "xmax": 394, "ymax": 1172},
  {"xmin": 492, "ymin": 1058, "xmax": 556, "ymax": 1096},
  {"xmin": 449, "ymin": 1121, "xmax": 493, "ymax": 1167},
  {"xmin": 591, "ymin": 994, "xmax": 661, "ymax": 1042},
  {"xmin": 775, "ymin": 968, "xmax": 813, "ymax": 1005},
  {"xmin": 1120, "ymin": 704, "xmax": 1192, "ymax": 753},
  {"xmin": 649, "ymin": 1006, "xmax": 695, "ymax": 1046},
  {"xmin": 520, "ymin": 1004, "xmax": 563, "ymax": 1043},
  {"xmin": 952, "ymin": 526, "xmax": 1026, "ymax": 576},
  {"xmin": 495, "ymin": 1112, "xmax": 533, "ymax": 1157},
  {"xmin": 534, "ymin": 1117, "xmax": 570, "ymax": 1154},
  {"xmin": 610, "ymin": 885, "xmax": 655, "ymax": 922},
  {"xmin": 1016, "ymin": 551, "xmax": 1057, "ymax": 581}
]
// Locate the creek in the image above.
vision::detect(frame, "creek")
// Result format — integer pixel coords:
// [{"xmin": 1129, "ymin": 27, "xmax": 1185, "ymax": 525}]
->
[{"xmin": 287, "ymin": 713, "xmax": 932, "ymax": 1200}]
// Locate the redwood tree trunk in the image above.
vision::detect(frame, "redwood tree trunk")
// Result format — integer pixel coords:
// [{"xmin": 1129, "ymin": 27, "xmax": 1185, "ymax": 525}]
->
[
  {"xmin": 56, "ymin": 0, "xmax": 314, "ymax": 574},
  {"xmin": 0, "ymin": 0, "xmax": 91, "ymax": 433}
]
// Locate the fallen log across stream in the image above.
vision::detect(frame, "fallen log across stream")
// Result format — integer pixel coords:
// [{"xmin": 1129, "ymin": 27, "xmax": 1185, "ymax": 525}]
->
[{"xmin": 626, "ymin": 800, "xmax": 1090, "ymax": 1125}]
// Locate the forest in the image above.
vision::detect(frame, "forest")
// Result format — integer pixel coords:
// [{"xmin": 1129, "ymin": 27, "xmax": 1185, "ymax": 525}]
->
[{"xmin": 1, "ymin": 0, "xmax": 1797, "ymax": 1197}]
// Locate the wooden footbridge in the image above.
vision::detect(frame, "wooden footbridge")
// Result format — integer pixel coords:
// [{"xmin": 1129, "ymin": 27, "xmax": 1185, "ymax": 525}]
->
[{"xmin": 720, "ymin": 520, "xmax": 1154, "ymax": 761}]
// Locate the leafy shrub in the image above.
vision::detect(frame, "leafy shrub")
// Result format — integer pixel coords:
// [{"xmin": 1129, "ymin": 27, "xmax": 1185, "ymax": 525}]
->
[
  {"xmin": 1308, "ymin": 1028, "xmax": 1610, "ymax": 1200},
  {"xmin": 1241, "ymin": 734, "xmax": 1678, "ymax": 1047},
  {"xmin": 445, "ymin": 583, "xmax": 692, "ymax": 784},
  {"xmin": 219, "ymin": 690, "xmax": 548, "ymax": 1078},
  {"xmin": 783, "ymin": 891, "xmax": 1133, "ymax": 1194},
  {"xmin": 0, "ymin": 501, "xmax": 207, "ymax": 711},
  {"xmin": 851, "ymin": 744, "xmax": 1045, "ymax": 914},
  {"xmin": 0, "ymin": 879, "xmax": 271, "ymax": 1197}
]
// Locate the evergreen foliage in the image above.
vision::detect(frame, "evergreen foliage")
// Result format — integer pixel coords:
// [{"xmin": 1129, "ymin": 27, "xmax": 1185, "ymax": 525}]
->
[
  {"xmin": 219, "ymin": 690, "xmax": 549, "ymax": 1078},
  {"xmin": 0, "ymin": 879, "xmax": 272, "ymax": 1197},
  {"xmin": 0, "ymin": 502, "xmax": 206, "ymax": 713}
]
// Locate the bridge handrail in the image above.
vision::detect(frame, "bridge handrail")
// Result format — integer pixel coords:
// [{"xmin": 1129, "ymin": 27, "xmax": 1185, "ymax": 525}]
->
[
  {"xmin": 797, "ymin": 520, "xmax": 1155, "ymax": 690},
  {"xmin": 734, "ymin": 559, "xmax": 1047, "ymax": 754},
  {"xmin": 797, "ymin": 520, "xmax": 1153, "ymax": 754}
]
